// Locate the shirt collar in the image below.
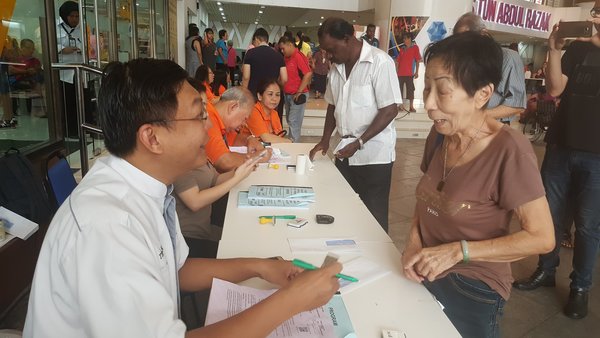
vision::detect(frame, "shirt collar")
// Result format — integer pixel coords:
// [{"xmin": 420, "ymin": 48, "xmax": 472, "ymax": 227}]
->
[
  {"xmin": 333, "ymin": 40, "xmax": 373, "ymax": 76},
  {"xmin": 208, "ymin": 102, "xmax": 227, "ymax": 135},
  {"xmin": 106, "ymin": 155, "xmax": 168, "ymax": 201}
]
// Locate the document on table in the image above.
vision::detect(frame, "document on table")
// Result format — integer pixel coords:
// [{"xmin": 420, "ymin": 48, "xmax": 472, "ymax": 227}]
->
[
  {"xmin": 288, "ymin": 238, "xmax": 361, "ymax": 254},
  {"xmin": 230, "ymin": 146, "xmax": 291, "ymax": 164},
  {"xmin": 0, "ymin": 207, "xmax": 39, "ymax": 240},
  {"xmin": 337, "ymin": 256, "xmax": 391, "ymax": 294},
  {"xmin": 205, "ymin": 278, "xmax": 337, "ymax": 338}
]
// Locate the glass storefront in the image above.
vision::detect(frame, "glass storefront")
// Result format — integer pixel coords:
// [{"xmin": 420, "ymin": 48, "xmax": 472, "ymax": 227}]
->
[{"xmin": 0, "ymin": 0, "xmax": 169, "ymax": 158}]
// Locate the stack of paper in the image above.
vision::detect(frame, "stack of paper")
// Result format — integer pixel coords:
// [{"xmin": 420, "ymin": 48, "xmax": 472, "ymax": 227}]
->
[
  {"xmin": 0, "ymin": 207, "xmax": 38, "ymax": 240},
  {"xmin": 205, "ymin": 278, "xmax": 355, "ymax": 338},
  {"xmin": 238, "ymin": 185, "xmax": 315, "ymax": 208}
]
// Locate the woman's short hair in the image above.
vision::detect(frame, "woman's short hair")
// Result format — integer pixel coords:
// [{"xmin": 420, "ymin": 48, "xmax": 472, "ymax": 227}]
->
[
  {"xmin": 256, "ymin": 79, "xmax": 280, "ymax": 96},
  {"xmin": 98, "ymin": 59, "xmax": 188, "ymax": 158},
  {"xmin": 278, "ymin": 35, "xmax": 295, "ymax": 45},
  {"xmin": 423, "ymin": 31, "xmax": 502, "ymax": 97},
  {"xmin": 194, "ymin": 65, "xmax": 210, "ymax": 83}
]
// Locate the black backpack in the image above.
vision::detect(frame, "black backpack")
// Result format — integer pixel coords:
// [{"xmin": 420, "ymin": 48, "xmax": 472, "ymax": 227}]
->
[{"xmin": 0, "ymin": 148, "xmax": 53, "ymax": 225}]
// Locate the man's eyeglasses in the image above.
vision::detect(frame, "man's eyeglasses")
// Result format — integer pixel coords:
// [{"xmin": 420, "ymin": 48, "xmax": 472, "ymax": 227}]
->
[
  {"xmin": 145, "ymin": 113, "xmax": 208, "ymax": 125},
  {"xmin": 591, "ymin": 7, "xmax": 600, "ymax": 18}
]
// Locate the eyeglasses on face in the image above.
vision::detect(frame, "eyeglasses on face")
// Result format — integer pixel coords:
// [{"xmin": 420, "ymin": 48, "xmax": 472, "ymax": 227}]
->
[
  {"xmin": 145, "ymin": 112, "xmax": 208, "ymax": 125},
  {"xmin": 591, "ymin": 7, "xmax": 600, "ymax": 18}
]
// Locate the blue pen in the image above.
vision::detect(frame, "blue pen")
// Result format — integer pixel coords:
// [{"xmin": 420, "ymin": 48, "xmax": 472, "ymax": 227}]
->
[{"xmin": 292, "ymin": 259, "xmax": 359, "ymax": 282}]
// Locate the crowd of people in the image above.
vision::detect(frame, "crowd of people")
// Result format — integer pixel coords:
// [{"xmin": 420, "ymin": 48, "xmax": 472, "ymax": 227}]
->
[{"xmin": 21, "ymin": 1, "xmax": 600, "ymax": 336}]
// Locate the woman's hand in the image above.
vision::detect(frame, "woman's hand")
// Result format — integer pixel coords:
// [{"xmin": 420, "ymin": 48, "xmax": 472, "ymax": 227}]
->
[
  {"xmin": 403, "ymin": 242, "xmax": 463, "ymax": 282},
  {"xmin": 548, "ymin": 22, "xmax": 567, "ymax": 52},
  {"xmin": 234, "ymin": 157, "xmax": 257, "ymax": 181}
]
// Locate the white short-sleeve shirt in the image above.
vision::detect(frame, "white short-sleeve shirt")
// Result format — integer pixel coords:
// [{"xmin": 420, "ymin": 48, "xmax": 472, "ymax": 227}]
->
[
  {"xmin": 325, "ymin": 40, "xmax": 402, "ymax": 166},
  {"xmin": 24, "ymin": 155, "xmax": 189, "ymax": 338},
  {"xmin": 57, "ymin": 22, "xmax": 84, "ymax": 83}
]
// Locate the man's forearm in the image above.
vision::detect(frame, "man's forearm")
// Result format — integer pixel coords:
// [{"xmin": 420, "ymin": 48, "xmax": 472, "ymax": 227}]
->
[
  {"xmin": 297, "ymin": 72, "xmax": 313, "ymax": 93},
  {"xmin": 179, "ymin": 258, "xmax": 267, "ymax": 292},
  {"xmin": 360, "ymin": 103, "xmax": 398, "ymax": 142},
  {"xmin": 485, "ymin": 105, "xmax": 524, "ymax": 119}
]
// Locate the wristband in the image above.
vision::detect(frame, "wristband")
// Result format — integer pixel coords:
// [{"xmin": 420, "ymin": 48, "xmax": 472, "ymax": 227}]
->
[
  {"xmin": 460, "ymin": 240, "xmax": 469, "ymax": 263},
  {"xmin": 357, "ymin": 137, "xmax": 364, "ymax": 150}
]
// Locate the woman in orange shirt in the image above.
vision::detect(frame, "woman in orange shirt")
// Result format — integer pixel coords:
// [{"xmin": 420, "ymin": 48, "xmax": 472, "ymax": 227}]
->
[
  {"xmin": 194, "ymin": 65, "xmax": 220, "ymax": 103},
  {"xmin": 245, "ymin": 79, "xmax": 291, "ymax": 144}
]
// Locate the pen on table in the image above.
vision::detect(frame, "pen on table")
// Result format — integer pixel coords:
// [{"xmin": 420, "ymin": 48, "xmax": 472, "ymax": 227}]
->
[
  {"xmin": 258, "ymin": 215, "xmax": 297, "ymax": 224},
  {"xmin": 292, "ymin": 259, "xmax": 359, "ymax": 283}
]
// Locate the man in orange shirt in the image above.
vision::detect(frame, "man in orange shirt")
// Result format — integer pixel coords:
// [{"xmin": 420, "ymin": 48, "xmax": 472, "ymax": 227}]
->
[{"xmin": 205, "ymin": 86, "xmax": 270, "ymax": 172}]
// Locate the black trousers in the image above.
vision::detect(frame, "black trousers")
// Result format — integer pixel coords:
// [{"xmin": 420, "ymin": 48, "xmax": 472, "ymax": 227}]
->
[
  {"xmin": 62, "ymin": 81, "xmax": 96, "ymax": 138},
  {"xmin": 335, "ymin": 158, "xmax": 393, "ymax": 232}
]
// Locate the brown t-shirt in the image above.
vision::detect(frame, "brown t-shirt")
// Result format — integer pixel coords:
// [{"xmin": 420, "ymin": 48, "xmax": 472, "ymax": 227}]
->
[
  {"xmin": 173, "ymin": 164, "xmax": 220, "ymax": 240},
  {"xmin": 416, "ymin": 125, "xmax": 545, "ymax": 300}
]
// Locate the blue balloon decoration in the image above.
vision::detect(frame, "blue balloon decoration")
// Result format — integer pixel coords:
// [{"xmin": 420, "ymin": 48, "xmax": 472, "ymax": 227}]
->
[{"xmin": 427, "ymin": 21, "xmax": 447, "ymax": 42}]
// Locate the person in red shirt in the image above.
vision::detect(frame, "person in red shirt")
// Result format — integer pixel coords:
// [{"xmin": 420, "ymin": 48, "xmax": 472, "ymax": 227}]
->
[
  {"xmin": 226, "ymin": 40, "xmax": 237, "ymax": 85},
  {"xmin": 241, "ymin": 79, "xmax": 291, "ymax": 144},
  {"xmin": 396, "ymin": 33, "xmax": 422, "ymax": 112},
  {"xmin": 278, "ymin": 35, "xmax": 312, "ymax": 142}
]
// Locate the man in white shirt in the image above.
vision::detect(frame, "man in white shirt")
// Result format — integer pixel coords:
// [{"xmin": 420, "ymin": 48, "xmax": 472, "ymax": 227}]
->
[
  {"xmin": 310, "ymin": 17, "xmax": 402, "ymax": 232},
  {"xmin": 24, "ymin": 58, "xmax": 341, "ymax": 338}
]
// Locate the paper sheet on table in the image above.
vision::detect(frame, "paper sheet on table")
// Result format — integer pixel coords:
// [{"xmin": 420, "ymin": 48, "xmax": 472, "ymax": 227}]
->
[
  {"xmin": 230, "ymin": 146, "xmax": 292, "ymax": 164},
  {"xmin": 229, "ymin": 146, "xmax": 248, "ymax": 154},
  {"xmin": 333, "ymin": 138, "xmax": 357, "ymax": 155},
  {"xmin": 205, "ymin": 278, "xmax": 337, "ymax": 338},
  {"xmin": 337, "ymin": 256, "xmax": 392, "ymax": 294},
  {"xmin": 0, "ymin": 207, "xmax": 39, "ymax": 240},
  {"xmin": 288, "ymin": 238, "xmax": 361, "ymax": 254}
]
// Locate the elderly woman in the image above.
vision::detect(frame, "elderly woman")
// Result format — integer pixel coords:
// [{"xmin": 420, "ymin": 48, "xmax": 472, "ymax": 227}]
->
[{"xmin": 401, "ymin": 32, "xmax": 554, "ymax": 338}]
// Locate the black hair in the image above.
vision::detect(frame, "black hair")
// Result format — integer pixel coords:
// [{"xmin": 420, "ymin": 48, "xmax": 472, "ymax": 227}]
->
[
  {"xmin": 219, "ymin": 29, "xmax": 227, "ymax": 39},
  {"xmin": 253, "ymin": 28, "xmax": 269, "ymax": 42},
  {"xmin": 367, "ymin": 24, "xmax": 376, "ymax": 29},
  {"xmin": 318, "ymin": 17, "xmax": 354, "ymax": 40},
  {"xmin": 59, "ymin": 1, "xmax": 79, "ymax": 26},
  {"xmin": 423, "ymin": 31, "xmax": 502, "ymax": 97},
  {"xmin": 278, "ymin": 35, "xmax": 295, "ymax": 45},
  {"xmin": 194, "ymin": 64, "xmax": 210, "ymax": 83},
  {"xmin": 204, "ymin": 28, "xmax": 214, "ymax": 35},
  {"xmin": 212, "ymin": 70, "xmax": 228, "ymax": 94},
  {"xmin": 256, "ymin": 78, "xmax": 280, "ymax": 96},
  {"xmin": 188, "ymin": 26, "xmax": 199, "ymax": 39},
  {"xmin": 187, "ymin": 77, "xmax": 206, "ymax": 94},
  {"xmin": 20, "ymin": 39, "xmax": 34, "ymax": 47},
  {"xmin": 283, "ymin": 31, "xmax": 293, "ymax": 39},
  {"xmin": 402, "ymin": 32, "xmax": 414, "ymax": 41},
  {"xmin": 98, "ymin": 59, "xmax": 188, "ymax": 158}
]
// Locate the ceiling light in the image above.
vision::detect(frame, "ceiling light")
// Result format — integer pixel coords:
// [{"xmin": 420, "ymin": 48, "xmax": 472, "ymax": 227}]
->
[
  {"xmin": 219, "ymin": 7, "xmax": 223, "ymax": 11},
  {"xmin": 259, "ymin": 10, "xmax": 263, "ymax": 14},
  {"xmin": 304, "ymin": 21, "xmax": 308, "ymax": 24},
  {"xmin": 321, "ymin": 16, "xmax": 324, "ymax": 19},
  {"xmin": 319, "ymin": 22, "xmax": 322, "ymax": 26},
  {"xmin": 217, "ymin": 1, "xmax": 222, "ymax": 5},
  {"xmin": 352, "ymin": 20, "xmax": 356, "ymax": 23},
  {"xmin": 254, "ymin": 21, "xmax": 258, "ymax": 24},
  {"xmin": 261, "ymin": 5, "xmax": 265, "ymax": 8}
]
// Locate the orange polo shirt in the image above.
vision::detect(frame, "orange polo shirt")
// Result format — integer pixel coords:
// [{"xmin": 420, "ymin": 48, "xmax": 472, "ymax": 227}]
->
[
  {"xmin": 205, "ymin": 102, "xmax": 237, "ymax": 164},
  {"xmin": 243, "ymin": 102, "xmax": 284, "ymax": 137}
]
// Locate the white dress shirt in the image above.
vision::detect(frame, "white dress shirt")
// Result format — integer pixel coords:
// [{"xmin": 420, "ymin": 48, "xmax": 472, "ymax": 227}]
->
[
  {"xmin": 57, "ymin": 22, "xmax": 83, "ymax": 83},
  {"xmin": 325, "ymin": 40, "xmax": 402, "ymax": 166},
  {"xmin": 24, "ymin": 155, "xmax": 189, "ymax": 338}
]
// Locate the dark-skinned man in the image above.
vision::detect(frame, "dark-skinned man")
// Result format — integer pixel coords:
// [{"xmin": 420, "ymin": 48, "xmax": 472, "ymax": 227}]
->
[{"xmin": 310, "ymin": 17, "xmax": 402, "ymax": 232}]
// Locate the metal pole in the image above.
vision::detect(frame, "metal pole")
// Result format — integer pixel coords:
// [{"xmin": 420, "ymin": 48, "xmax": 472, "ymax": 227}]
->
[
  {"xmin": 93, "ymin": 0, "xmax": 101, "ymax": 65},
  {"xmin": 77, "ymin": 0, "xmax": 88, "ymax": 64},
  {"xmin": 131, "ymin": 0, "xmax": 139, "ymax": 58},
  {"xmin": 149, "ymin": 0, "xmax": 157, "ymax": 58},
  {"xmin": 107, "ymin": 0, "xmax": 118, "ymax": 61},
  {"xmin": 74, "ymin": 67, "xmax": 90, "ymax": 175},
  {"xmin": 164, "ymin": 0, "xmax": 170, "ymax": 60}
]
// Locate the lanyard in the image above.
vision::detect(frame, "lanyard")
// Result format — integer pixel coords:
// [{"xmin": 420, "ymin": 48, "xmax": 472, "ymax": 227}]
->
[{"xmin": 61, "ymin": 23, "xmax": 80, "ymax": 43}]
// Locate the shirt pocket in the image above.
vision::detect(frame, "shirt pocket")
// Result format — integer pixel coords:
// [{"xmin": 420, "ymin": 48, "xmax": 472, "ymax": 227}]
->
[{"xmin": 351, "ymin": 85, "xmax": 375, "ymax": 107}]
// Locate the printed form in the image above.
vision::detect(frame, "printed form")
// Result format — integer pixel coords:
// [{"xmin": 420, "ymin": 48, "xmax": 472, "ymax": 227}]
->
[{"xmin": 205, "ymin": 278, "xmax": 336, "ymax": 338}]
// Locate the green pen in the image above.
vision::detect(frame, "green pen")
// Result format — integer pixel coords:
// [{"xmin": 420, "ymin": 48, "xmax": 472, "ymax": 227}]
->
[{"xmin": 292, "ymin": 259, "xmax": 359, "ymax": 283}]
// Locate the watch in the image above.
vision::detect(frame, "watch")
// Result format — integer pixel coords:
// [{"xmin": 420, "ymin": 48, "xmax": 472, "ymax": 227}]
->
[{"xmin": 357, "ymin": 137, "xmax": 364, "ymax": 150}]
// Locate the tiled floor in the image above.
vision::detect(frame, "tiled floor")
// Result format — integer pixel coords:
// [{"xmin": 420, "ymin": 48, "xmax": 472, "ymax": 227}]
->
[{"xmin": 1, "ymin": 137, "xmax": 599, "ymax": 337}]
